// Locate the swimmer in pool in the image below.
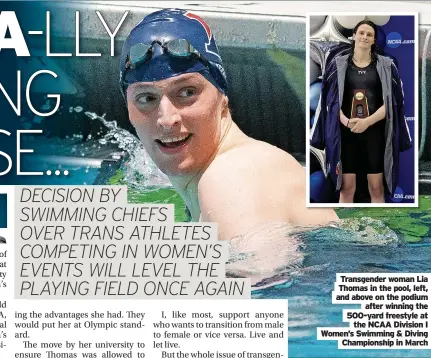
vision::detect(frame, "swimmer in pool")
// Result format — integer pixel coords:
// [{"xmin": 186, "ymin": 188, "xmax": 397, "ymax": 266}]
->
[{"xmin": 120, "ymin": 9, "xmax": 338, "ymax": 258}]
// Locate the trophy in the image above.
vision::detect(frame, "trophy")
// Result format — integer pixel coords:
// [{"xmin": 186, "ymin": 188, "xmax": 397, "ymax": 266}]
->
[{"xmin": 351, "ymin": 89, "xmax": 369, "ymax": 118}]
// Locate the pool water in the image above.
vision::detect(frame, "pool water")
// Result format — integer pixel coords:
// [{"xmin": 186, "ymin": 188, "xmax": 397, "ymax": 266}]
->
[
  {"xmin": 31, "ymin": 112, "xmax": 430, "ymax": 357},
  {"xmin": 108, "ymin": 169, "xmax": 189, "ymax": 222},
  {"xmin": 126, "ymin": 184, "xmax": 431, "ymax": 357},
  {"xmin": 257, "ymin": 198, "xmax": 431, "ymax": 358},
  {"xmin": 107, "ymin": 147, "xmax": 430, "ymax": 357},
  {"xmin": 29, "ymin": 149, "xmax": 431, "ymax": 357},
  {"xmin": 275, "ymin": 234, "xmax": 431, "ymax": 357}
]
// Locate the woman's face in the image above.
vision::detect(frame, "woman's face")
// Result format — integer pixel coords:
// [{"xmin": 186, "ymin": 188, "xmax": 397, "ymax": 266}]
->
[
  {"xmin": 127, "ymin": 73, "xmax": 226, "ymax": 177},
  {"xmin": 353, "ymin": 24, "xmax": 375, "ymax": 50}
]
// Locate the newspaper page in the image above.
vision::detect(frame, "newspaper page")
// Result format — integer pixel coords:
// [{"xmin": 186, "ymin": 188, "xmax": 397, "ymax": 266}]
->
[{"xmin": 0, "ymin": 1, "xmax": 429, "ymax": 358}]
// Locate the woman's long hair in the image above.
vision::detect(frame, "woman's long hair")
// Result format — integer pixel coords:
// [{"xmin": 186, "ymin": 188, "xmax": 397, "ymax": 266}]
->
[{"xmin": 348, "ymin": 20, "xmax": 379, "ymax": 64}]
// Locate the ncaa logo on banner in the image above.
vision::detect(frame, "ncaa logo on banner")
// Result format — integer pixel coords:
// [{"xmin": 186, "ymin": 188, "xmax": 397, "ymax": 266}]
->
[{"xmin": 386, "ymin": 32, "xmax": 415, "ymax": 48}]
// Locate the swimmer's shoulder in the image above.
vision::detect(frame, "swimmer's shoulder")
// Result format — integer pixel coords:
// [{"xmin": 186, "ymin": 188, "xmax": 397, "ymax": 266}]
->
[
  {"xmin": 198, "ymin": 138, "xmax": 305, "ymax": 232},
  {"xmin": 198, "ymin": 137, "xmax": 337, "ymax": 232},
  {"xmin": 215, "ymin": 137, "xmax": 303, "ymax": 173},
  {"xmin": 200, "ymin": 138, "xmax": 305, "ymax": 196}
]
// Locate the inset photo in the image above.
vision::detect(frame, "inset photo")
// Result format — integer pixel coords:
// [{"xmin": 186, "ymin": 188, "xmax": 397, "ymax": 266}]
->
[{"xmin": 307, "ymin": 13, "xmax": 418, "ymax": 207}]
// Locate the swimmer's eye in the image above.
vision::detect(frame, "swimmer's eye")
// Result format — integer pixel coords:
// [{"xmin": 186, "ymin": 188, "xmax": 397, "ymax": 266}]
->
[
  {"xmin": 135, "ymin": 93, "xmax": 159, "ymax": 105},
  {"xmin": 178, "ymin": 87, "xmax": 197, "ymax": 98}
]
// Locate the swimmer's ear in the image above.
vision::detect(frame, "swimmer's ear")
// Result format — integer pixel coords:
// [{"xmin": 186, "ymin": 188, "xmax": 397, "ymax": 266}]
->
[
  {"xmin": 221, "ymin": 95, "xmax": 229, "ymax": 117},
  {"xmin": 223, "ymin": 95, "xmax": 229, "ymax": 107}
]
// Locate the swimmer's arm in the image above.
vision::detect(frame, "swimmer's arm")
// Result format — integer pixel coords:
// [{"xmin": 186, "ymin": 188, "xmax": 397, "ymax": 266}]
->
[
  {"xmin": 350, "ymin": 104, "xmax": 385, "ymax": 127},
  {"xmin": 339, "ymin": 110, "xmax": 356, "ymax": 129},
  {"xmin": 280, "ymin": 164, "xmax": 339, "ymax": 227},
  {"xmin": 339, "ymin": 110, "xmax": 349, "ymax": 126},
  {"xmin": 198, "ymin": 155, "xmax": 338, "ymax": 241},
  {"xmin": 198, "ymin": 163, "xmax": 275, "ymax": 241},
  {"xmin": 350, "ymin": 104, "xmax": 386, "ymax": 133},
  {"xmin": 198, "ymin": 153, "xmax": 338, "ymax": 282},
  {"xmin": 364, "ymin": 104, "xmax": 386, "ymax": 126}
]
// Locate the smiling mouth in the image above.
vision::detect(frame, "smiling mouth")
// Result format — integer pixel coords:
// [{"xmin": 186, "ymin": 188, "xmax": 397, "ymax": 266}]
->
[{"xmin": 156, "ymin": 134, "xmax": 192, "ymax": 148}]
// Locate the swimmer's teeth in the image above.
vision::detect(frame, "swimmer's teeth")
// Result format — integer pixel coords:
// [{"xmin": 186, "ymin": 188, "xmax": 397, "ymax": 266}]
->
[{"xmin": 161, "ymin": 135, "xmax": 189, "ymax": 144}]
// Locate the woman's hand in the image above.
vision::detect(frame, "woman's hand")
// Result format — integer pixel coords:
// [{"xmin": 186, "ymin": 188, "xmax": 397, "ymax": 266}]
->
[
  {"xmin": 339, "ymin": 110, "xmax": 350, "ymax": 127},
  {"xmin": 347, "ymin": 118, "xmax": 358, "ymax": 129},
  {"xmin": 340, "ymin": 111, "xmax": 361, "ymax": 130},
  {"xmin": 350, "ymin": 118, "xmax": 370, "ymax": 133}
]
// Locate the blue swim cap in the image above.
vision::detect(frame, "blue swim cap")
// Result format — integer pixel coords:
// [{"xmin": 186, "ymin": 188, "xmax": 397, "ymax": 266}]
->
[{"xmin": 120, "ymin": 9, "xmax": 228, "ymax": 98}]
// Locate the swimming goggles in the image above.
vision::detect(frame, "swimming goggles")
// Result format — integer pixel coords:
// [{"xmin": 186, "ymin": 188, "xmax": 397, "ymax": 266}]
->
[{"xmin": 125, "ymin": 39, "xmax": 209, "ymax": 70}]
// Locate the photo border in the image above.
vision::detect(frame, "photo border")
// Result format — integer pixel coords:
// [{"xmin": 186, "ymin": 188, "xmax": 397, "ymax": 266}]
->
[{"xmin": 305, "ymin": 11, "xmax": 419, "ymax": 208}]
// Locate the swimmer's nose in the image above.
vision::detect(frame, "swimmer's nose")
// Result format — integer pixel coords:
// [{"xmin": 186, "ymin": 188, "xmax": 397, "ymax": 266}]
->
[{"xmin": 157, "ymin": 96, "xmax": 181, "ymax": 129}]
